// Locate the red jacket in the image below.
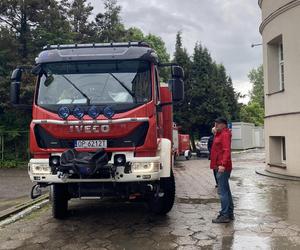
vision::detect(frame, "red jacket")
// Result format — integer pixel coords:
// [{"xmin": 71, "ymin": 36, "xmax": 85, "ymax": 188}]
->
[{"xmin": 210, "ymin": 128, "xmax": 232, "ymax": 171}]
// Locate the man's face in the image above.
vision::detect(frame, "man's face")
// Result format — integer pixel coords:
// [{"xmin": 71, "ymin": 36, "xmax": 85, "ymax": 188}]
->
[{"xmin": 215, "ymin": 122, "xmax": 226, "ymax": 131}]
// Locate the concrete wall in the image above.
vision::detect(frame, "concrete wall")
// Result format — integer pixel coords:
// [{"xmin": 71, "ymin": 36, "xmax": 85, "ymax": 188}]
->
[
  {"xmin": 231, "ymin": 122, "xmax": 261, "ymax": 150},
  {"xmin": 260, "ymin": 0, "xmax": 300, "ymax": 177}
]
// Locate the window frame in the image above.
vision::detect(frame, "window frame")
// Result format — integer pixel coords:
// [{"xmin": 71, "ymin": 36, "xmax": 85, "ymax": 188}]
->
[{"xmin": 278, "ymin": 43, "xmax": 284, "ymax": 91}]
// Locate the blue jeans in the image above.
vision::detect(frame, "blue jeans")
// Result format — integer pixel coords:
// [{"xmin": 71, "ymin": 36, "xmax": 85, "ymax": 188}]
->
[{"xmin": 217, "ymin": 171, "xmax": 234, "ymax": 217}]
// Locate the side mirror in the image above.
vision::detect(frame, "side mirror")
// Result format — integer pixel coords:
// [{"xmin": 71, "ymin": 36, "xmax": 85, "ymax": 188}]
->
[
  {"xmin": 169, "ymin": 78, "xmax": 184, "ymax": 102},
  {"xmin": 171, "ymin": 66, "xmax": 184, "ymax": 79},
  {"xmin": 10, "ymin": 68, "xmax": 23, "ymax": 105}
]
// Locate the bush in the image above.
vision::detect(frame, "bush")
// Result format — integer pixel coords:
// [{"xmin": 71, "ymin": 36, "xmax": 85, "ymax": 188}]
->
[{"xmin": 0, "ymin": 160, "xmax": 27, "ymax": 168}]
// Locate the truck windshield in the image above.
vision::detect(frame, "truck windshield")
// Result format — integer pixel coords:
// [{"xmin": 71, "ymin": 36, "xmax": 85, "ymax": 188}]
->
[{"xmin": 37, "ymin": 60, "xmax": 151, "ymax": 105}]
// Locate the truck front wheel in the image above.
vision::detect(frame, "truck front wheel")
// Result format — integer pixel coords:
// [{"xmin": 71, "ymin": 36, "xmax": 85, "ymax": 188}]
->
[
  {"xmin": 51, "ymin": 184, "xmax": 68, "ymax": 219},
  {"xmin": 149, "ymin": 171, "xmax": 175, "ymax": 215}
]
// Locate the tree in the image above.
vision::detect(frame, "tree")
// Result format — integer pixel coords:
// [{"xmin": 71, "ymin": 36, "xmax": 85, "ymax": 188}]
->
[
  {"xmin": 68, "ymin": 0, "xmax": 94, "ymax": 42},
  {"xmin": 94, "ymin": 0, "xmax": 126, "ymax": 42},
  {"xmin": 0, "ymin": 0, "xmax": 46, "ymax": 60},
  {"xmin": 173, "ymin": 35, "xmax": 240, "ymax": 147},
  {"xmin": 33, "ymin": 0, "xmax": 74, "ymax": 51},
  {"xmin": 240, "ymin": 65, "xmax": 264, "ymax": 126},
  {"xmin": 173, "ymin": 32, "xmax": 193, "ymax": 136},
  {"xmin": 248, "ymin": 65, "xmax": 264, "ymax": 108},
  {"xmin": 240, "ymin": 102, "xmax": 264, "ymax": 126}
]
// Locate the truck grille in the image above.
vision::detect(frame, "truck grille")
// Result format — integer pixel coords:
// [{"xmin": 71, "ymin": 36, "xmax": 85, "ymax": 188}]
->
[{"xmin": 34, "ymin": 123, "xmax": 149, "ymax": 149}]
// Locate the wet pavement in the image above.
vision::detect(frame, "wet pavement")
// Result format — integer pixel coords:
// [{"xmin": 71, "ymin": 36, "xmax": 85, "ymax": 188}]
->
[
  {"xmin": 1, "ymin": 149, "xmax": 300, "ymax": 249},
  {"xmin": 0, "ymin": 168, "xmax": 33, "ymax": 212}
]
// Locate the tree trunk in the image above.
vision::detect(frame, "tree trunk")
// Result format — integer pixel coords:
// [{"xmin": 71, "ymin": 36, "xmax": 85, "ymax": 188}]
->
[{"xmin": 20, "ymin": 1, "xmax": 28, "ymax": 59}]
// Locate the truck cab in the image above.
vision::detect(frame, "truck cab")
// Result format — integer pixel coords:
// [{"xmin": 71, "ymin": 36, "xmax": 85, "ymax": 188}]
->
[{"xmin": 10, "ymin": 42, "xmax": 184, "ymax": 219}]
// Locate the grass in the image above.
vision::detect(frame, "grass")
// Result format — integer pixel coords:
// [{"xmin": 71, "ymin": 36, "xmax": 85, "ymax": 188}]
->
[{"xmin": 0, "ymin": 160, "xmax": 28, "ymax": 169}]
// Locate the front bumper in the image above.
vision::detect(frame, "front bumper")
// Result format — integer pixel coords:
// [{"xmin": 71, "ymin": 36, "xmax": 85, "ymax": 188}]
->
[{"xmin": 28, "ymin": 154, "xmax": 162, "ymax": 183}]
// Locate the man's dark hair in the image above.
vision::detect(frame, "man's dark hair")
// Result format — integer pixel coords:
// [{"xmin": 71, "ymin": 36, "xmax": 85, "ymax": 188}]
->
[{"xmin": 215, "ymin": 117, "xmax": 228, "ymax": 125}]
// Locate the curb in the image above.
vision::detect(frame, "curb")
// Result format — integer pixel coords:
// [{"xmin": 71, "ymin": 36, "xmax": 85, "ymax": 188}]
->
[
  {"xmin": 0, "ymin": 199, "xmax": 49, "ymax": 227},
  {"xmin": 0, "ymin": 194, "xmax": 49, "ymax": 221},
  {"xmin": 232, "ymin": 148, "xmax": 263, "ymax": 154},
  {"xmin": 255, "ymin": 168, "xmax": 300, "ymax": 182}
]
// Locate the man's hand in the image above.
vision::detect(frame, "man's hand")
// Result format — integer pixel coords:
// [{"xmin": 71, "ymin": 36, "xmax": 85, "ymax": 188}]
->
[{"xmin": 218, "ymin": 166, "xmax": 226, "ymax": 173}]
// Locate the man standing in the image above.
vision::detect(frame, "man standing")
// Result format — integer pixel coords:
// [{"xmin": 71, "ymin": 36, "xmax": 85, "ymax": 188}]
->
[{"xmin": 210, "ymin": 117, "xmax": 234, "ymax": 223}]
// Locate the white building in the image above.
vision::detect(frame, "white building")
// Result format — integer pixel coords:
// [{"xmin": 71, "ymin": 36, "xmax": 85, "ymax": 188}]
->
[{"xmin": 259, "ymin": 0, "xmax": 300, "ymax": 177}]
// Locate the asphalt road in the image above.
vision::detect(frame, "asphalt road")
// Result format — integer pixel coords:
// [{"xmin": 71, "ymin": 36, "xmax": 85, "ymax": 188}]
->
[{"xmin": 0, "ymin": 168, "xmax": 33, "ymax": 212}]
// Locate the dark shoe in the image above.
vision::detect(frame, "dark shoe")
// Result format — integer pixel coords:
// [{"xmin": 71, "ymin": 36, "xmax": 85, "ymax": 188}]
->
[
  {"xmin": 212, "ymin": 215, "xmax": 231, "ymax": 223},
  {"xmin": 229, "ymin": 214, "xmax": 235, "ymax": 220}
]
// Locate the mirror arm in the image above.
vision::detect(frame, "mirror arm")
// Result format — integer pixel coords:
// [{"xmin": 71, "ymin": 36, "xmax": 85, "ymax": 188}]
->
[{"xmin": 158, "ymin": 62, "xmax": 178, "ymax": 68}]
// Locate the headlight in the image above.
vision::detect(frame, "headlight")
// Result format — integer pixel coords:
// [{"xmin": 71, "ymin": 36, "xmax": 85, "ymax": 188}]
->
[
  {"xmin": 131, "ymin": 162, "xmax": 160, "ymax": 173},
  {"xmin": 31, "ymin": 164, "xmax": 51, "ymax": 175}
]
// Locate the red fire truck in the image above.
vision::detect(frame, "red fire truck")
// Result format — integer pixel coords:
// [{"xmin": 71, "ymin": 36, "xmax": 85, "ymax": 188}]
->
[
  {"xmin": 10, "ymin": 42, "xmax": 184, "ymax": 219},
  {"xmin": 173, "ymin": 124, "xmax": 191, "ymax": 160}
]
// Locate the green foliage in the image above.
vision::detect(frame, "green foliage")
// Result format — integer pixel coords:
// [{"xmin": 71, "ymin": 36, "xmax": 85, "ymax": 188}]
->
[
  {"xmin": 248, "ymin": 65, "xmax": 264, "ymax": 108},
  {"xmin": 173, "ymin": 33, "xmax": 241, "ymax": 146},
  {"xmin": 240, "ymin": 65, "xmax": 264, "ymax": 126},
  {"xmin": 240, "ymin": 102, "xmax": 264, "ymax": 126},
  {"xmin": 0, "ymin": 160, "xmax": 27, "ymax": 168}
]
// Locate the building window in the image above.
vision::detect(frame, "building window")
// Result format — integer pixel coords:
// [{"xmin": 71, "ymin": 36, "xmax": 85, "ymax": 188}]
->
[
  {"xmin": 269, "ymin": 136, "xmax": 286, "ymax": 167},
  {"xmin": 279, "ymin": 43, "xmax": 284, "ymax": 90},
  {"xmin": 281, "ymin": 137, "xmax": 286, "ymax": 163},
  {"xmin": 267, "ymin": 35, "xmax": 284, "ymax": 94}
]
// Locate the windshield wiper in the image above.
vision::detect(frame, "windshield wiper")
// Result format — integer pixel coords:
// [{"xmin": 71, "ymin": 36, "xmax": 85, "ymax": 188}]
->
[
  {"xmin": 109, "ymin": 73, "xmax": 135, "ymax": 98},
  {"xmin": 62, "ymin": 75, "xmax": 91, "ymax": 105}
]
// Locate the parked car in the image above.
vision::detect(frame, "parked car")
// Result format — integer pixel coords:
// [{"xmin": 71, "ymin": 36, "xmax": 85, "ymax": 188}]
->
[{"xmin": 196, "ymin": 136, "xmax": 210, "ymax": 157}]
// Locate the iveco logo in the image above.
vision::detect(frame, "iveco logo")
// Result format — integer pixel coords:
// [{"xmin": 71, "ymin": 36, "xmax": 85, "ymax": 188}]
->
[{"xmin": 69, "ymin": 125, "xmax": 110, "ymax": 133}]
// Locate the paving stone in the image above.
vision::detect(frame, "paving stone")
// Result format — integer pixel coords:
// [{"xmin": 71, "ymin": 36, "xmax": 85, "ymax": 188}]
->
[
  {"xmin": 0, "ymin": 150, "xmax": 300, "ymax": 250},
  {"xmin": 0, "ymin": 239, "xmax": 24, "ymax": 250},
  {"xmin": 173, "ymin": 236, "xmax": 198, "ymax": 245}
]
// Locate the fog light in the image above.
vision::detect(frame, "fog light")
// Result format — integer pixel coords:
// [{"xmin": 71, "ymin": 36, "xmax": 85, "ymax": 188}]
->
[
  {"xmin": 49, "ymin": 156, "xmax": 60, "ymax": 168},
  {"xmin": 114, "ymin": 154, "xmax": 126, "ymax": 166}
]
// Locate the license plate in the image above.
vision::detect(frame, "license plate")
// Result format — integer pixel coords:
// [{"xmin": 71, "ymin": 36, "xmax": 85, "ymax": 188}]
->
[{"xmin": 74, "ymin": 140, "xmax": 107, "ymax": 149}]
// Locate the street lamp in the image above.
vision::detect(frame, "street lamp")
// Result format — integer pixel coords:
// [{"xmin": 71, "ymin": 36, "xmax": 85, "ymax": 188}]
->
[{"xmin": 251, "ymin": 43, "xmax": 262, "ymax": 48}]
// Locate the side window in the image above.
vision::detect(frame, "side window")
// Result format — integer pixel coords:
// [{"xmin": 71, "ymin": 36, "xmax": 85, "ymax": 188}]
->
[{"xmin": 155, "ymin": 67, "xmax": 160, "ymax": 102}]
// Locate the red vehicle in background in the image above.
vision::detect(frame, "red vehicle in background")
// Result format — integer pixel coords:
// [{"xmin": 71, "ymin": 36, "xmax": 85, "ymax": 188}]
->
[
  {"xmin": 10, "ymin": 42, "xmax": 185, "ymax": 219},
  {"xmin": 173, "ymin": 123, "xmax": 191, "ymax": 160}
]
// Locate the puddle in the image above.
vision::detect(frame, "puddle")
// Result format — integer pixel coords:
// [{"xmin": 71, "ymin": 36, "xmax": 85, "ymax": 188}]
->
[
  {"xmin": 220, "ymin": 235, "xmax": 298, "ymax": 250},
  {"xmin": 176, "ymin": 197, "xmax": 219, "ymax": 204}
]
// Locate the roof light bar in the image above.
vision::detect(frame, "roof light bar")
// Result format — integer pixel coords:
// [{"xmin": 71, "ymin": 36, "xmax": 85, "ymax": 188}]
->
[{"xmin": 43, "ymin": 42, "xmax": 150, "ymax": 51}]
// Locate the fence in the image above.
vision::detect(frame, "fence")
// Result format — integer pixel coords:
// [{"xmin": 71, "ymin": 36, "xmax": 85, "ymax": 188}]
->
[{"xmin": 0, "ymin": 131, "xmax": 30, "ymax": 164}]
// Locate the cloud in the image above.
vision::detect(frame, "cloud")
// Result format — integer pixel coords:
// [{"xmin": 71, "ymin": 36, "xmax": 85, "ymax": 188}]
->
[{"xmin": 89, "ymin": 0, "xmax": 262, "ymax": 103}]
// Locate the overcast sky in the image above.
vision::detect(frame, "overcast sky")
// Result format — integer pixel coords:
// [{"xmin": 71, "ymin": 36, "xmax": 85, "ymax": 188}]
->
[{"xmin": 89, "ymin": 0, "xmax": 262, "ymax": 103}]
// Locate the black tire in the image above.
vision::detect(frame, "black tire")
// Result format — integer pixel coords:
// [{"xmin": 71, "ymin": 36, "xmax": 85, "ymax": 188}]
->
[
  {"xmin": 149, "ymin": 171, "xmax": 175, "ymax": 215},
  {"xmin": 51, "ymin": 184, "xmax": 68, "ymax": 219}
]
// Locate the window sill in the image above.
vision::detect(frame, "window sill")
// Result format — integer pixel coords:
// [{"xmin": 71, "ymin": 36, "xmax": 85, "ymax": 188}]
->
[
  {"xmin": 268, "ymin": 163, "xmax": 287, "ymax": 169},
  {"xmin": 266, "ymin": 89, "xmax": 285, "ymax": 96}
]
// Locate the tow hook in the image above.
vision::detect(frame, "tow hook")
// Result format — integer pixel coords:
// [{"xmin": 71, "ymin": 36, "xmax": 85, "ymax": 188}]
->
[{"xmin": 31, "ymin": 184, "xmax": 42, "ymax": 199}]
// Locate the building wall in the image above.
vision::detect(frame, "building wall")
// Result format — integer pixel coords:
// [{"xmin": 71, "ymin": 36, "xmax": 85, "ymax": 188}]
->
[
  {"xmin": 231, "ymin": 122, "xmax": 263, "ymax": 150},
  {"xmin": 260, "ymin": 0, "xmax": 300, "ymax": 177}
]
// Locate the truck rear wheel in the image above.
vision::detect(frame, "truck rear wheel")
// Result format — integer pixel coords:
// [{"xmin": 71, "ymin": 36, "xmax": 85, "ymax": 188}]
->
[
  {"xmin": 149, "ymin": 171, "xmax": 175, "ymax": 215},
  {"xmin": 51, "ymin": 184, "xmax": 68, "ymax": 219}
]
